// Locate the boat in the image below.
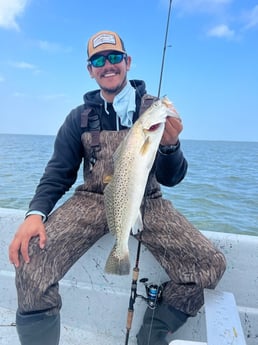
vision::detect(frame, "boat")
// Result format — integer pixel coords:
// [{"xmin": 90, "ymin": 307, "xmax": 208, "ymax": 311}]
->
[{"xmin": 0, "ymin": 207, "xmax": 257, "ymax": 345}]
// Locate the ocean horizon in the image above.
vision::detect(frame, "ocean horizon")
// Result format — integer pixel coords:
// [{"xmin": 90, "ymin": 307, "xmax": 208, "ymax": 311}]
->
[{"xmin": 1, "ymin": 133, "xmax": 257, "ymax": 236}]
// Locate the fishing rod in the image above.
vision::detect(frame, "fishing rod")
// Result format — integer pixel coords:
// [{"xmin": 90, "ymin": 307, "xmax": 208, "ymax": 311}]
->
[
  {"xmin": 124, "ymin": 171, "xmax": 150, "ymax": 345},
  {"xmin": 124, "ymin": 231, "xmax": 142, "ymax": 345},
  {"xmin": 158, "ymin": 0, "xmax": 173, "ymax": 98},
  {"xmin": 124, "ymin": 195, "xmax": 163, "ymax": 345},
  {"xmin": 124, "ymin": 230, "xmax": 163, "ymax": 345},
  {"xmin": 124, "ymin": 2, "xmax": 173, "ymax": 344}
]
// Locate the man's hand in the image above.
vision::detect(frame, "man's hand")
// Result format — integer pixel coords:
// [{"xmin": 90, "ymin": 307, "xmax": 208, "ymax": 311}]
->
[
  {"xmin": 160, "ymin": 115, "xmax": 183, "ymax": 146},
  {"xmin": 9, "ymin": 215, "xmax": 47, "ymax": 267}
]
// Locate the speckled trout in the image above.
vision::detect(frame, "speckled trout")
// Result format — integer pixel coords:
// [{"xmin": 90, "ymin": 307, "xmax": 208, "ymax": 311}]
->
[{"xmin": 104, "ymin": 96, "xmax": 179, "ymax": 275}]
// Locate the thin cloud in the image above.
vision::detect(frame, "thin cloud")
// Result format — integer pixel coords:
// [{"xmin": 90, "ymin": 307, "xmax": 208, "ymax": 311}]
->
[
  {"xmin": 174, "ymin": 0, "xmax": 232, "ymax": 14},
  {"xmin": 174, "ymin": 0, "xmax": 258, "ymax": 40},
  {"xmin": 40, "ymin": 93, "xmax": 67, "ymax": 101},
  {"xmin": 207, "ymin": 24, "xmax": 235, "ymax": 38},
  {"xmin": 9, "ymin": 61, "xmax": 41, "ymax": 74},
  {"xmin": 0, "ymin": 75, "xmax": 5, "ymax": 82},
  {"xmin": 10, "ymin": 61, "xmax": 36, "ymax": 69},
  {"xmin": 38, "ymin": 40, "xmax": 62, "ymax": 52},
  {"xmin": 37, "ymin": 40, "xmax": 72, "ymax": 53},
  {"xmin": 243, "ymin": 5, "xmax": 258, "ymax": 30},
  {"xmin": 0, "ymin": 0, "xmax": 28, "ymax": 31},
  {"xmin": 13, "ymin": 91, "xmax": 26, "ymax": 97}
]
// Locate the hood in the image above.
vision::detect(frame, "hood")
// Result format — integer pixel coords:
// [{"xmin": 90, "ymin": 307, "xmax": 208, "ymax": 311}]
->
[{"xmin": 83, "ymin": 80, "xmax": 147, "ymax": 107}]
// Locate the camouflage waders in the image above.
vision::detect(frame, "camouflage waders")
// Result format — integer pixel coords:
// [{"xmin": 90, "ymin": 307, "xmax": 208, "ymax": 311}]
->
[{"xmin": 15, "ymin": 129, "xmax": 226, "ymax": 344}]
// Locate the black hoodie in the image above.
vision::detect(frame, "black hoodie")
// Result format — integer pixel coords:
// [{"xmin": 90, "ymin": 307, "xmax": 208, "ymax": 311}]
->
[{"xmin": 28, "ymin": 80, "xmax": 187, "ymax": 217}]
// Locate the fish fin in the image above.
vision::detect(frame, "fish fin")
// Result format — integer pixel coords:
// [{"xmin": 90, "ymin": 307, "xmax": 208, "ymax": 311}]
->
[
  {"xmin": 104, "ymin": 183, "xmax": 117, "ymax": 236},
  {"xmin": 140, "ymin": 136, "xmax": 151, "ymax": 156},
  {"xmin": 103, "ymin": 174, "xmax": 113, "ymax": 184},
  {"xmin": 131, "ymin": 211, "xmax": 143, "ymax": 235},
  {"xmin": 113, "ymin": 140, "xmax": 125, "ymax": 166},
  {"xmin": 105, "ymin": 245, "xmax": 130, "ymax": 275}
]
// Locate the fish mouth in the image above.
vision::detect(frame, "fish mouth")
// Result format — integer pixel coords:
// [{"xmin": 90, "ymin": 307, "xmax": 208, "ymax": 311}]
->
[
  {"xmin": 161, "ymin": 97, "xmax": 171, "ymax": 107},
  {"xmin": 162, "ymin": 96, "xmax": 180, "ymax": 119}
]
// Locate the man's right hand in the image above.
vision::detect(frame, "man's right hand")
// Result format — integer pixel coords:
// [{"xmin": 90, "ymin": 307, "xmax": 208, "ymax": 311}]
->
[{"xmin": 9, "ymin": 215, "xmax": 47, "ymax": 268}]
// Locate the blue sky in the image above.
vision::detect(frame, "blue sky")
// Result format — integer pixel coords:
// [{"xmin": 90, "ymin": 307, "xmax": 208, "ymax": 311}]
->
[{"xmin": 0, "ymin": 0, "xmax": 257, "ymax": 142}]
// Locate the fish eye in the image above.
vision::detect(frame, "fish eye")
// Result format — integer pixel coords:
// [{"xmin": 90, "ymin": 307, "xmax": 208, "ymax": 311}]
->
[{"xmin": 148, "ymin": 123, "xmax": 161, "ymax": 132}]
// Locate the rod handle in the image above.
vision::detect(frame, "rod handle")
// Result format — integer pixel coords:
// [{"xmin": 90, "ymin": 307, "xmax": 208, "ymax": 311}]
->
[{"xmin": 126, "ymin": 309, "xmax": 133, "ymax": 330}]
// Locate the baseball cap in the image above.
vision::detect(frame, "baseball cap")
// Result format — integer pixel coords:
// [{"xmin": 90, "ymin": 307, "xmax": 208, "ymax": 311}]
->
[{"xmin": 87, "ymin": 30, "xmax": 126, "ymax": 60}]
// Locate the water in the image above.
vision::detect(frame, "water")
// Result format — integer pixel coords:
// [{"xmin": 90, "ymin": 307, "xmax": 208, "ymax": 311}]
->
[{"xmin": 0, "ymin": 133, "xmax": 257, "ymax": 236}]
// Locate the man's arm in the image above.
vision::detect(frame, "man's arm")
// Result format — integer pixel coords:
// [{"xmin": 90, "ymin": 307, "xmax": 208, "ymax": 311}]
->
[
  {"xmin": 9, "ymin": 107, "xmax": 84, "ymax": 267},
  {"xmin": 27, "ymin": 107, "xmax": 84, "ymax": 218},
  {"xmin": 155, "ymin": 142, "xmax": 188, "ymax": 186}
]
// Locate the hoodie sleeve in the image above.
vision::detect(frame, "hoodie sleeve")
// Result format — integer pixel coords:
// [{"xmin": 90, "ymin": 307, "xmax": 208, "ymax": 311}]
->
[
  {"xmin": 155, "ymin": 141, "xmax": 188, "ymax": 187},
  {"xmin": 27, "ymin": 107, "xmax": 84, "ymax": 217}
]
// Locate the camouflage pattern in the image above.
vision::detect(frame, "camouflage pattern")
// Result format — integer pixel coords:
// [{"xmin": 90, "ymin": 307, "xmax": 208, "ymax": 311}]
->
[{"xmin": 15, "ymin": 130, "xmax": 226, "ymax": 316}]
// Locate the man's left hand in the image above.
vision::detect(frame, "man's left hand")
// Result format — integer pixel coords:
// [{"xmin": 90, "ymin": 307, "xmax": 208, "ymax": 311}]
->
[{"xmin": 160, "ymin": 116, "xmax": 183, "ymax": 146}]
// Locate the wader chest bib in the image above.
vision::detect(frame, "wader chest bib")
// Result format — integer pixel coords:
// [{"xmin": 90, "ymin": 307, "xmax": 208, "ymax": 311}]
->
[{"xmin": 79, "ymin": 130, "xmax": 162, "ymax": 198}]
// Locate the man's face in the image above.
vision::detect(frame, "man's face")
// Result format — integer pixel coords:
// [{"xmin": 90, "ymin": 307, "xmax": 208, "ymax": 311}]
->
[{"xmin": 87, "ymin": 50, "xmax": 131, "ymax": 98}]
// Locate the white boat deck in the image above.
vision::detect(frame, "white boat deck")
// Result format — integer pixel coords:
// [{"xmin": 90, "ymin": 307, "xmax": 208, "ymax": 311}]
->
[
  {"xmin": 0, "ymin": 306, "xmax": 125, "ymax": 345},
  {"xmin": 1, "ymin": 208, "xmax": 258, "ymax": 345}
]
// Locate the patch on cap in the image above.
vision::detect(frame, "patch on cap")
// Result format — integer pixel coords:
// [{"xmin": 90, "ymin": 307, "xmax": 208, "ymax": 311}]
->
[{"xmin": 93, "ymin": 33, "xmax": 116, "ymax": 48}]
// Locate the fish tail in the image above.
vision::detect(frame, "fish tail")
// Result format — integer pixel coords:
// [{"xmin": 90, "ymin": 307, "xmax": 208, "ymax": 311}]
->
[{"xmin": 105, "ymin": 245, "xmax": 130, "ymax": 275}]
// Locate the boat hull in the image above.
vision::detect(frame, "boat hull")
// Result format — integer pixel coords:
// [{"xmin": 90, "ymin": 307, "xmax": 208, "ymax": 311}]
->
[{"xmin": 0, "ymin": 208, "xmax": 257, "ymax": 344}]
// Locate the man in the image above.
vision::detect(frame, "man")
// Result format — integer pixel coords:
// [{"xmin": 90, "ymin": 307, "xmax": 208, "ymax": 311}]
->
[{"xmin": 9, "ymin": 30, "xmax": 226, "ymax": 345}]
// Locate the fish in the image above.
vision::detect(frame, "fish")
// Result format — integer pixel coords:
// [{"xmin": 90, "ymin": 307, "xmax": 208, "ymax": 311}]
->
[{"xmin": 104, "ymin": 96, "xmax": 179, "ymax": 275}]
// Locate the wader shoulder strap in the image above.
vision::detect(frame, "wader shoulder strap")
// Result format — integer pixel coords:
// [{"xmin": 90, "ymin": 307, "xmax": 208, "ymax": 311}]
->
[{"xmin": 81, "ymin": 106, "xmax": 101, "ymax": 170}]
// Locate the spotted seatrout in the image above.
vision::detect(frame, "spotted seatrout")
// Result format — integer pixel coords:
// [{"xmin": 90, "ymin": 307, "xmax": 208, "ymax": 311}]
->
[{"xmin": 104, "ymin": 96, "xmax": 179, "ymax": 275}]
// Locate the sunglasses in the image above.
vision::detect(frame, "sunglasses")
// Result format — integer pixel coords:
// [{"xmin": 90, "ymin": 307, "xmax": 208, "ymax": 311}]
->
[{"xmin": 89, "ymin": 53, "xmax": 126, "ymax": 68}]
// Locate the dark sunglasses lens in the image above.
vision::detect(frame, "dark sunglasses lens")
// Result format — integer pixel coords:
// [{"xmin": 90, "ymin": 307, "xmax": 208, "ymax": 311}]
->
[
  {"xmin": 91, "ymin": 56, "xmax": 106, "ymax": 67},
  {"xmin": 108, "ymin": 54, "xmax": 123, "ymax": 64},
  {"xmin": 90, "ymin": 53, "xmax": 124, "ymax": 67}
]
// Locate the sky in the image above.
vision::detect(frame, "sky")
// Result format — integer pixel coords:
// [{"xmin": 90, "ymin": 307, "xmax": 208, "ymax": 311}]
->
[{"xmin": 0, "ymin": 0, "xmax": 257, "ymax": 142}]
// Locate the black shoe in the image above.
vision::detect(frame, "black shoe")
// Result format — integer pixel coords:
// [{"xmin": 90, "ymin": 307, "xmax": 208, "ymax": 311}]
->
[{"xmin": 136, "ymin": 303, "xmax": 189, "ymax": 345}]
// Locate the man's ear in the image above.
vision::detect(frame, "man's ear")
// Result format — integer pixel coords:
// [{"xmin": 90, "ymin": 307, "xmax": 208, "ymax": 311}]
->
[
  {"xmin": 125, "ymin": 56, "xmax": 132, "ymax": 71},
  {"xmin": 87, "ymin": 64, "xmax": 94, "ymax": 78}
]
